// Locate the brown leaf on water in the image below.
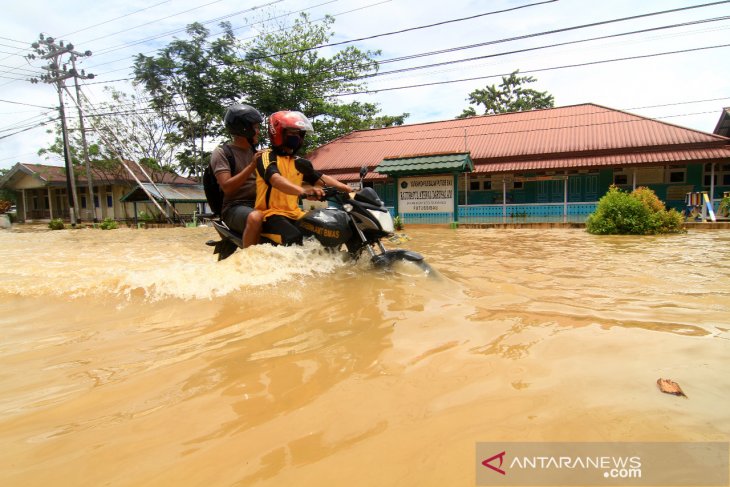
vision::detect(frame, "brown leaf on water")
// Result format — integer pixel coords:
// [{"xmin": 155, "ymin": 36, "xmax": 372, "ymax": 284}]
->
[{"xmin": 657, "ymin": 378, "xmax": 687, "ymax": 398}]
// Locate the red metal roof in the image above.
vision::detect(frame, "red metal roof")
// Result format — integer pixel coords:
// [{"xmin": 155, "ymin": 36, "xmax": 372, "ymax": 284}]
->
[
  {"xmin": 476, "ymin": 147, "xmax": 730, "ymax": 174},
  {"xmin": 18, "ymin": 163, "xmax": 196, "ymax": 185},
  {"xmin": 309, "ymin": 103, "xmax": 730, "ymax": 179}
]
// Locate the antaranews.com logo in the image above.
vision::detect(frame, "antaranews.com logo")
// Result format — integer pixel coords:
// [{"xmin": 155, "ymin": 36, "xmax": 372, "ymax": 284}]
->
[
  {"xmin": 481, "ymin": 450, "xmax": 641, "ymax": 479},
  {"xmin": 475, "ymin": 442, "xmax": 728, "ymax": 486}
]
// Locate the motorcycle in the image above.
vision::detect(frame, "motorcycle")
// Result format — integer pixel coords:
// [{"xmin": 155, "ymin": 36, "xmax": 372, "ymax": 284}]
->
[{"xmin": 206, "ymin": 168, "xmax": 431, "ymax": 272}]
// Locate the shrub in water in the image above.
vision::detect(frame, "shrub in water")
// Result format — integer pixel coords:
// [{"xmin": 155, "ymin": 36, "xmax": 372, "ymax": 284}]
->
[
  {"xmin": 48, "ymin": 218, "xmax": 65, "ymax": 230},
  {"xmin": 99, "ymin": 217, "xmax": 118, "ymax": 230},
  {"xmin": 586, "ymin": 186, "xmax": 684, "ymax": 235}
]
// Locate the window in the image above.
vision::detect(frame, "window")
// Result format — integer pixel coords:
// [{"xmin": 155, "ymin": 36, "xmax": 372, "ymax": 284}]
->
[
  {"xmin": 703, "ymin": 163, "xmax": 730, "ymax": 187},
  {"xmin": 614, "ymin": 174, "xmax": 628, "ymax": 185},
  {"xmin": 106, "ymin": 194, "xmax": 113, "ymax": 208},
  {"xmin": 669, "ymin": 170, "xmax": 685, "ymax": 183},
  {"xmin": 81, "ymin": 195, "xmax": 87, "ymax": 209},
  {"xmin": 470, "ymin": 181, "xmax": 480, "ymax": 191},
  {"xmin": 483, "ymin": 180, "xmax": 492, "ymax": 190},
  {"xmin": 513, "ymin": 181, "xmax": 524, "ymax": 189}
]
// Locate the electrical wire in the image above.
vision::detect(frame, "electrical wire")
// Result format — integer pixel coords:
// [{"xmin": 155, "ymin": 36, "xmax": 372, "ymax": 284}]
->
[{"xmin": 334, "ymin": 43, "xmax": 730, "ymax": 96}]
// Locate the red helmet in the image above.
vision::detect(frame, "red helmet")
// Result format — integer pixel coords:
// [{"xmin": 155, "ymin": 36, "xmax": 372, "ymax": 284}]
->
[{"xmin": 268, "ymin": 111, "xmax": 313, "ymax": 149}]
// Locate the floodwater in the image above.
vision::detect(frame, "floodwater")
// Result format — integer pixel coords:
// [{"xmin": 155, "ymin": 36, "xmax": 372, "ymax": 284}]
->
[{"xmin": 0, "ymin": 225, "xmax": 729, "ymax": 486}]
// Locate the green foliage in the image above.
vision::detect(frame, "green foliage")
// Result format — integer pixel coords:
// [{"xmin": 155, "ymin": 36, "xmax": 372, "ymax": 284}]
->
[
  {"xmin": 457, "ymin": 70, "xmax": 554, "ymax": 118},
  {"xmin": 233, "ymin": 13, "xmax": 409, "ymax": 150},
  {"xmin": 0, "ymin": 169, "xmax": 17, "ymax": 203},
  {"xmin": 48, "ymin": 218, "xmax": 65, "ymax": 230},
  {"xmin": 138, "ymin": 210, "xmax": 154, "ymax": 222},
  {"xmin": 719, "ymin": 196, "xmax": 730, "ymax": 217},
  {"xmin": 99, "ymin": 217, "xmax": 118, "ymax": 230},
  {"xmin": 393, "ymin": 215, "xmax": 404, "ymax": 231},
  {"xmin": 586, "ymin": 186, "xmax": 684, "ymax": 235},
  {"xmin": 134, "ymin": 22, "xmax": 241, "ymax": 178}
]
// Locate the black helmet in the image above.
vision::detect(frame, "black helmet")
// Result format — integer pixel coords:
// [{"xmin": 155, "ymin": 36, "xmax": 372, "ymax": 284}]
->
[{"xmin": 224, "ymin": 103, "xmax": 263, "ymax": 138}]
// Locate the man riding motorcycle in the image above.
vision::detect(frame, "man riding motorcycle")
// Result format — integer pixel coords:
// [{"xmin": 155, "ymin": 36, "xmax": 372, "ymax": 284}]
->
[{"xmin": 254, "ymin": 110, "xmax": 351, "ymax": 245}]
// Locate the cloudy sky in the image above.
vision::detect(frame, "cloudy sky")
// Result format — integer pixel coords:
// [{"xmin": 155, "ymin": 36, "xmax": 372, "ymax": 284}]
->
[{"xmin": 1, "ymin": 0, "xmax": 729, "ymax": 171}]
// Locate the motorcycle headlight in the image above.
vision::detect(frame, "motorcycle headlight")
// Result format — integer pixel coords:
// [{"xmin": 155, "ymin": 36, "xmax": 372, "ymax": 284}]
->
[
  {"xmin": 343, "ymin": 203, "xmax": 353, "ymax": 212},
  {"xmin": 368, "ymin": 209, "xmax": 394, "ymax": 233}
]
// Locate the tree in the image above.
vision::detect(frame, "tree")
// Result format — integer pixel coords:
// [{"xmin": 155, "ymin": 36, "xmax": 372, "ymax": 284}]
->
[
  {"xmin": 134, "ymin": 22, "xmax": 240, "ymax": 178},
  {"xmin": 235, "ymin": 13, "xmax": 409, "ymax": 150},
  {"xmin": 0, "ymin": 168, "xmax": 17, "ymax": 203},
  {"xmin": 38, "ymin": 86, "xmax": 181, "ymax": 186},
  {"xmin": 457, "ymin": 70, "xmax": 554, "ymax": 118}
]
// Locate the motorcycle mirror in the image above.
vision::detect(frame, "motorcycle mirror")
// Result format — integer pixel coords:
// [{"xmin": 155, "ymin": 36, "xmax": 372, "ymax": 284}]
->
[{"xmin": 359, "ymin": 166, "xmax": 368, "ymax": 178}]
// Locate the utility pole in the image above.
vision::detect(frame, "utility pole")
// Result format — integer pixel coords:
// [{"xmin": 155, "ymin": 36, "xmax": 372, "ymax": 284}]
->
[
  {"xmin": 28, "ymin": 35, "xmax": 94, "ymax": 226},
  {"xmin": 70, "ymin": 53, "xmax": 96, "ymax": 222}
]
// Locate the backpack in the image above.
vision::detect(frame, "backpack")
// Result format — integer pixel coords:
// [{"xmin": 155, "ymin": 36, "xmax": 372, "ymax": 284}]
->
[{"xmin": 203, "ymin": 144, "xmax": 237, "ymax": 216}]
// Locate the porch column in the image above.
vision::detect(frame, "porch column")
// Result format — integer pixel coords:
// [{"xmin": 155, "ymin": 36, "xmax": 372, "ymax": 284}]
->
[
  {"xmin": 710, "ymin": 163, "xmax": 716, "ymax": 210},
  {"xmin": 22, "ymin": 189, "xmax": 27, "ymax": 222},
  {"xmin": 47, "ymin": 187, "xmax": 54, "ymax": 220},
  {"xmin": 632, "ymin": 168, "xmax": 637, "ymax": 191},
  {"xmin": 563, "ymin": 177, "xmax": 568, "ymax": 223},
  {"xmin": 464, "ymin": 173, "xmax": 468, "ymax": 206},
  {"xmin": 453, "ymin": 172, "xmax": 459, "ymax": 225},
  {"xmin": 502, "ymin": 178, "xmax": 507, "ymax": 223}
]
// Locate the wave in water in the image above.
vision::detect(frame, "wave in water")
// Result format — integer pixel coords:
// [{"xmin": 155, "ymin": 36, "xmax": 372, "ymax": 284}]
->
[{"xmin": 0, "ymin": 227, "xmax": 355, "ymax": 301}]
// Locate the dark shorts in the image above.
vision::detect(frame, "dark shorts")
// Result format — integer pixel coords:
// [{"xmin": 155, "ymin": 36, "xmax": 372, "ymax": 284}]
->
[
  {"xmin": 221, "ymin": 202, "xmax": 254, "ymax": 234},
  {"xmin": 261, "ymin": 215, "xmax": 303, "ymax": 246}
]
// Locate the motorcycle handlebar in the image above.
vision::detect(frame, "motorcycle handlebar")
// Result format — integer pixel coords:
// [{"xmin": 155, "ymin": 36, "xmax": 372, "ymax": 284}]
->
[{"xmin": 302, "ymin": 186, "xmax": 350, "ymax": 201}]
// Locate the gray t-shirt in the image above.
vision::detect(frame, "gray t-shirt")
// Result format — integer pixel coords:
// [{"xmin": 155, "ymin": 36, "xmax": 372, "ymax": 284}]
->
[{"xmin": 210, "ymin": 144, "xmax": 257, "ymax": 214}]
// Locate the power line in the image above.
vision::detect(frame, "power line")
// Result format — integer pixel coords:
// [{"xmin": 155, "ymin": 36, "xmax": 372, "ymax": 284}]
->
[
  {"xmin": 1, "ymin": 101, "xmax": 64, "ymax": 114},
  {"xmin": 361, "ymin": 15, "xmax": 730, "ymax": 80},
  {"xmin": 87, "ymin": 0, "xmax": 730, "ymax": 86},
  {"xmin": 0, "ymin": 117, "xmax": 58, "ymax": 141},
  {"xmin": 59, "ymin": 0, "xmax": 174, "ymax": 38},
  {"xmin": 263, "ymin": 0, "xmax": 558, "ymax": 58},
  {"xmin": 334, "ymin": 43, "xmax": 730, "ymax": 96},
  {"xmin": 0, "ymin": 36, "xmax": 27, "ymax": 45},
  {"xmin": 89, "ymin": 0, "xmax": 285, "ymax": 55},
  {"xmin": 84, "ymin": 0, "xmax": 389, "ymax": 73}
]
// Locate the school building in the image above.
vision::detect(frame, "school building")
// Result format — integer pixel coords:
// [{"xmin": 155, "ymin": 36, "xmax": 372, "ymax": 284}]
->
[{"xmin": 308, "ymin": 103, "xmax": 730, "ymax": 224}]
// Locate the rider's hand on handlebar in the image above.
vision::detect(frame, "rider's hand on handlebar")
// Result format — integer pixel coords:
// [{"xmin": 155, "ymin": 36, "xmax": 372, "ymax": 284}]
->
[{"xmin": 301, "ymin": 186, "xmax": 325, "ymax": 200}]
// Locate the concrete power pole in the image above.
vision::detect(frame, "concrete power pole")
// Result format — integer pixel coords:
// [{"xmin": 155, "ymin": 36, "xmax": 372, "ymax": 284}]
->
[
  {"xmin": 28, "ymin": 35, "xmax": 94, "ymax": 226},
  {"xmin": 70, "ymin": 54, "xmax": 96, "ymax": 222}
]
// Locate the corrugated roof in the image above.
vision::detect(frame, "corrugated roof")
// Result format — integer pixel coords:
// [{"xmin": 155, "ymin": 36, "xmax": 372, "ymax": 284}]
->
[
  {"xmin": 376, "ymin": 152, "xmax": 474, "ymax": 175},
  {"xmin": 121, "ymin": 183, "xmax": 205, "ymax": 203},
  {"xmin": 15, "ymin": 163, "xmax": 196, "ymax": 185},
  {"xmin": 309, "ymin": 103, "xmax": 730, "ymax": 179},
  {"xmin": 476, "ymin": 147, "xmax": 730, "ymax": 173}
]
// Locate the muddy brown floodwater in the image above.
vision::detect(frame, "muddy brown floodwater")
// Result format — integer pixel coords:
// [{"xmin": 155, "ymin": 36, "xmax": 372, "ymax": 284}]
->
[{"xmin": 1, "ymin": 225, "xmax": 729, "ymax": 486}]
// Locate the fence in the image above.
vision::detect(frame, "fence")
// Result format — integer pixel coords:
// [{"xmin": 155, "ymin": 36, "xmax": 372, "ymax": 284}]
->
[{"xmin": 391, "ymin": 202, "xmax": 598, "ymax": 225}]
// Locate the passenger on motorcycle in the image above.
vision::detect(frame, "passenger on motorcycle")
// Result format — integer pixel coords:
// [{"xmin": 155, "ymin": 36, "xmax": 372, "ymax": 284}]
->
[
  {"xmin": 254, "ymin": 111, "xmax": 351, "ymax": 245},
  {"xmin": 210, "ymin": 103, "xmax": 265, "ymax": 248}
]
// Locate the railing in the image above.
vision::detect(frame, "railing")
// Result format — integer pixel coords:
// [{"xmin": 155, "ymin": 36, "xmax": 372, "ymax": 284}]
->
[{"xmin": 388, "ymin": 202, "xmax": 597, "ymax": 225}]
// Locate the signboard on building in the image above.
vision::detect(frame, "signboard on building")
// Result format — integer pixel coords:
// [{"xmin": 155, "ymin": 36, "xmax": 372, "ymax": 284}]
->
[{"xmin": 398, "ymin": 175, "xmax": 453, "ymax": 213}]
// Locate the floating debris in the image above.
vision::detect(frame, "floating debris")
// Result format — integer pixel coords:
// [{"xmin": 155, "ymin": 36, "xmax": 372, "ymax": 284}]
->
[
  {"xmin": 657, "ymin": 378, "xmax": 687, "ymax": 398},
  {"xmin": 388, "ymin": 233, "xmax": 410, "ymax": 244}
]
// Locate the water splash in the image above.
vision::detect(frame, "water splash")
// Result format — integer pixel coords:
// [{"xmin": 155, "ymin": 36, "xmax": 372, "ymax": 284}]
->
[{"xmin": 0, "ymin": 227, "xmax": 351, "ymax": 301}]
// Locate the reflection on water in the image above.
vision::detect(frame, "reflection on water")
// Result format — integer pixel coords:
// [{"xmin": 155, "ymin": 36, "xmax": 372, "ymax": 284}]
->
[{"xmin": 0, "ymin": 225, "xmax": 729, "ymax": 486}]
